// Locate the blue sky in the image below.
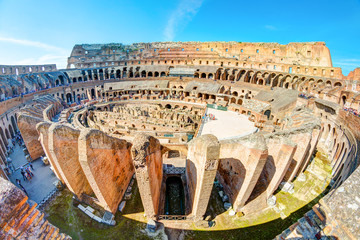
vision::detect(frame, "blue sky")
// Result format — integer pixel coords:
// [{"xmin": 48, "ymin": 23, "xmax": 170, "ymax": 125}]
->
[{"xmin": 0, "ymin": 0, "xmax": 359, "ymax": 75}]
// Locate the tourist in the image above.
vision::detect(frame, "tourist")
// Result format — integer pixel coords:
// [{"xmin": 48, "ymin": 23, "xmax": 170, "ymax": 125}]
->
[
  {"xmin": 7, "ymin": 157, "xmax": 15, "ymax": 172},
  {"xmin": 20, "ymin": 167, "xmax": 27, "ymax": 181},
  {"xmin": 26, "ymin": 165, "xmax": 34, "ymax": 178},
  {"xmin": 16, "ymin": 179, "xmax": 28, "ymax": 196}
]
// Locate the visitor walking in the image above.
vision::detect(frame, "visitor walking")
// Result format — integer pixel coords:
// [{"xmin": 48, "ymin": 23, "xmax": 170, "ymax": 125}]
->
[
  {"xmin": 6, "ymin": 157, "xmax": 15, "ymax": 172},
  {"xmin": 16, "ymin": 178, "xmax": 28, "ymax": 196},
  {"xmin": 20, "ymin": 167, "xmax": 27, "ymax": 181}
]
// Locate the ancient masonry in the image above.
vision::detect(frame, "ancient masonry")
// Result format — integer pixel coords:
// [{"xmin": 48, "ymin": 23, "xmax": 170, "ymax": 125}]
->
[{"xmin": 0, "ymin": 41, "xmax": 359, "ymax": 239}]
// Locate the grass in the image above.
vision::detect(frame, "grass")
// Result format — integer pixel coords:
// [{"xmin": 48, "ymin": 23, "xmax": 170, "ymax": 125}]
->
[{"xmin": 44, "ymin": 181, "xmax": 151, "ymax": 240}]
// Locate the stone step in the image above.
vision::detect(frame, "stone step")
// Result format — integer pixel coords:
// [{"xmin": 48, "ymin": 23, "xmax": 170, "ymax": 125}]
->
[
  {"xmin": 19, "ymin": 207, "xmax": 40, "ymax": 238},
  {"xmin": 15, "ymin": 202, "xmax": 38, "ymax": 232},
  {"xmin": 3, "ymin": 202, "xmax": 29, "ymax": 232},
  {"xmin": 44, "ymin": 225, "xmax": 55, "ymax": 240},
  {"xmin": 33, "ymin": 212, "xmax": 45, "ymax": 227},
  {"xmin": 50, "ymin": 227, "xmax": 59, "ymax": 240}
]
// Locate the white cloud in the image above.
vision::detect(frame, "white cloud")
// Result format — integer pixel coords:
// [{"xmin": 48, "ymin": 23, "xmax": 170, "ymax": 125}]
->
[
  {"xmin": 0, "ymin": 36, "xmax": 67, "ymax": 53},
  {"xmin": 163, "ymin": 0, "xmax": 205, "ymax": 41},
  {"xmin": 265, "ymin": 25, "xmax": 277, "ymax": 31},
  {"xmin": 333, "ymin": 58, "xmax": 360, "ymax": 75},
  {"xmin": 13, "ymin": 54, "xmax": 68, "ymax": 69},
  {"xmin": 0, "ymin": 36, "xmax": 68, "ymax": 68}
]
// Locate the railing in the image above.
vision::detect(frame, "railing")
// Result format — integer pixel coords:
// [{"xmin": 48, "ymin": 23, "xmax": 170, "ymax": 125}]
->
[
  {"xmin": 158, "ymin": 215, "xmax": 189, "ymax": 221},
  {"xmin": 164, "ymin": 167, "xmax": 185, "ymax": 175}
]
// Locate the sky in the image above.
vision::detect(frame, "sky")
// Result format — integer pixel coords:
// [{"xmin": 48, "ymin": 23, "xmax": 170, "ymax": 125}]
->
[{"xmin": 0, "ymin": 0, "xmax": 359, "ymax": 75}]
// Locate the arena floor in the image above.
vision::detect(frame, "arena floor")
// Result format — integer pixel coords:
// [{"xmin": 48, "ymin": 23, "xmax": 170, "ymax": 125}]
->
[{"xmin": 200, "ymin": 108, "xmax": 258, "ymax": 140}]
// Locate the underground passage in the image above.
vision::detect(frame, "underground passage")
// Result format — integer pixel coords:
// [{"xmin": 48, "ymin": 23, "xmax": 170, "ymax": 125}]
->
[{"xmin": 165, "ymin": 176, "xmax": 185, "ymax": 215}]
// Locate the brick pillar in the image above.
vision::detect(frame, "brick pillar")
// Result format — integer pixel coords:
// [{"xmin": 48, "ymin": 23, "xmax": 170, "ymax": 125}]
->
[
  {"xmin": 36, "ymin": 122, "xmax": 63, "ymax": 182},
  {"xmin": 266, "ymin": 139, "xmax": 297, "ymax": 197},
  {"xmin": 187, "ymin": 134, "xmax": 220, "ymax": 220},
  {"xmin": 48, "ymin": 123, "xmax": 92, "ymax": 198},
  {"xmin": 78, "ymin": 129, "xmax": 134, "ymax": 214},
  {"xmin": 131, "ymin": 134, "xmax": 163, "ymax": 219}
]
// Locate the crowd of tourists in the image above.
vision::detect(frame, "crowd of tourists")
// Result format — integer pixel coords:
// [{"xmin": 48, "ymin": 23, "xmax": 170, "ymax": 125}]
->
[
  {"xmin": 202, "ymin": 113, "xmax": 216, "ymax": 122},
  {"xmin": 343, "ymin": 107, "xmax": 360, "ymax": 117},
  {"xmin": 298, "ymin": 93, "xmax": 314, "ymax": 99}
]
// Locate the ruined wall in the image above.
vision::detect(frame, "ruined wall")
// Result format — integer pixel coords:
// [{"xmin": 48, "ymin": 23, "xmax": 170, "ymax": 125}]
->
[
  {"xmin": 78, "ymin": 129, "xmax": 134, "ymax": 214},
  {"xmin": 48, "ymin": 124, "xmax": 93, "ymax": 198},
  {"xmin": 218, "ymin": 134, "xmax": 268, "ymax": 212},
  {"xmin": 0, "ymin": 177, "xmax": 71, "ymax": 239},
  {"xmin": 17, "ymin": 114, "xmax": 44, "ymax": 160},
  {"xmin": 265, "ymin": 138, "xmax": 297, "ymax": 197},
  {"xmin": 187, "ymin": 134, "xmax": 220, "ymax": 219},
  {"xmin": 131, "ymin": 134, "xmax": 163, "ymax": 219}
]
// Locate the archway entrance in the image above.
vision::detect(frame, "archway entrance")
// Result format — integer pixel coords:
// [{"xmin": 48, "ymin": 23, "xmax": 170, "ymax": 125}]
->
[{"xmin": 165, "ymin": 176, "xmax": 185, "ymax": 215}]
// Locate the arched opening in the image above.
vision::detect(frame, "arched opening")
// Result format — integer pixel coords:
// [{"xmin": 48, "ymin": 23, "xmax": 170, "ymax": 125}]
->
[
  {"xmin": 165, "ymin": 176, "xmax": 185, "ymax": 215},
  {"xmin": 66, "ymin": 93, "xmax": 73, "ymax": 103},
  {"xmin": 0, "ymin": 128, "xmax": 7, "ymax": 145},
  {"xmin": 201, "ymin": 73, "xmax": 206, "ymax": 78},
  {"xmin": 160, "ymin": 72, "xmax": 166, "ymax": 77},
  {"xmin": 11, "ymin": 116, "xmax": 17, "ymax": 132},
  {"xmin": 154, "ymin": 72, "xmax": 159, "ymax": 77},
  {"xmin": 8, "ymin": 125, "xmax": 14, "ymax": 138},
  {"xmin": 141, "ymin": 70, "xmax": 146, "ymax": 78},
  {"xmin": 116, "ymin": 69, "xmax": 121, "ymax": 78},
  {"xmin": 5, "ymin": 129, "xmax": 10, "ymax": 140},
  {"xmin": 341, "ymin": 95, "xmax": 346, "ymax": 107},
  {"xmin": 148, "ymin": 72, "xmax": 153, "ymax": 77},
  {"xmin": 165, "ymin": 104, "xmax": 171, "ymax": 109},
  {"xmin": 208, "ymin": 73, "xmax": 214, "ymax": 79},
  {"xmin": 264, "ymin": 110, "xmax": 271, "ymax": 119},
  {"xmin": 91, "ymin": 89, "xmax": 96, "ymax": 99}
]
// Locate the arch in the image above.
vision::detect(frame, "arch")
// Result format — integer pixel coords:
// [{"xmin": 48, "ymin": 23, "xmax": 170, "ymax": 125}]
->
[
  {"xmin": 66, "ymin": 93, "xmax": 73, "ymax": 103},
  {"xmin": 160, "ymin": 72, "xmax": 166, "ymax": 77},
  {"xmin": 8, "ymin": 125, "xmax": 14, "ymax": 138},
  {"xmin": 341, "ymin": 95, "xmax": 347, "ymax": 107},
  {"xmin": 10, "ymin": 116, "xmax": 17, "ymax": 131},
  {"xmin": 264, "ymin": 110, "xmax": 271, "ymax": 119},
  {"xmin": 165, "ymin": 104, "xmax": 172, "ymax": 109},
  {"xmin": 141, "ymin": 70, "xmax": 146, "ymax": 78},
  {"xmin": 154, "ymin": 72, "xmax": 159, "ymax": 77},
  {"xmin": 334, "ymin": 82, "xmax": 342, "ymax": 87},
  {"xmin": 148, "ymin": 72, "xmax": 153, "ymax": 77},
  {"xmin": 201, "ymin": 73, "xmax": 206, "ymax": 78},
  {"xmin": 5, "ymin": 129, "xmax": 10, "ymax": 140},
  {"xmin": 208, "ymin": 73, "xmax": 214, "ymax": 79}
]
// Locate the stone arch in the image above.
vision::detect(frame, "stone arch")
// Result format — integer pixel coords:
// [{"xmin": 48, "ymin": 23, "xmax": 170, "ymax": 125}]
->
[
  {"xmin": 10, "ymin": 115, "xmax": 17, "ymax": 132},
  {"xmin": 201, "ymin": 73, "xmax": 206, "ymax": 78},
  {"xmin": 8, "ymin": 124, "xmax": 14, "ymax": 138},
  {"xmin": 5, "ymin": 128, "xmax": 10, "ymax": 140}
]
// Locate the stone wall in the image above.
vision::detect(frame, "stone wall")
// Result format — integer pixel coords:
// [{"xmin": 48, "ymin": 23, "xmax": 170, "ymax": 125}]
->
[
  {"xmin": 17, "ymin": 114, "xmax": 44, "ymax": 160},
  {"xmin": 78, "ymin": 129, "xmax": 134, "ymax": 213},
  {"xmin": 218, "ymin": 134, "xmax": 268, "ymax": 212}
]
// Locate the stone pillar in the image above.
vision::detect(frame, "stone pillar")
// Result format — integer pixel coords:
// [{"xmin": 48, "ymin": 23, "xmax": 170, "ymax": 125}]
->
[
  {"xmin": 17, "ymin": 114, "xmax": 44, "ymax": 160},
  {"xmin": 285, "ymin": 132, "xmax": 312, "ymax": 182},
  {"xmin": 36, "ymin": 122, "xmax": 63, "ymax": 182},
  {"xmin": 187, "ymin": 134, "xmax": 220, "ymax": 220},
  {"xmin": 48, "ymin": 123, "xmax": 92, "ymax": 198},
  {"xmin": 266, "ymin": 139, "xmax": 297, "ymax": 197},
  {"xmin": 78, "ymin": 129, "xmax": 134, "ymax": 214},
  {"xmin": 218, "ymin": 134, "xmax": 268, "ymax": 212},
  {"xmin": 131, "ymin": 134, "xmax": 163, "ymax": 219}
]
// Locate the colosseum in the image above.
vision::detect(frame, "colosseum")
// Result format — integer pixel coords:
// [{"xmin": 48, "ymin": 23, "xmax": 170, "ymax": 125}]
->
[{"xmin": 0, "ymin": 41, "xmax": 359, "ymax": 239}]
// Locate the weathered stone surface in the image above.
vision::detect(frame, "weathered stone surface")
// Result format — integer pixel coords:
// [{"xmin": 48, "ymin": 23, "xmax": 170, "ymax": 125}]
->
[
  {"xmin": 187, "ymin": 134, "xmax": 220, "ymax": 219},
  {"xmin": 131, "ymin": 133, "xmax": 163, "ymax": 218},
  {"xmin": 78, "ymin": 129, "xmax": 134, "ymax": 214},
  {"xmin": 18, "ymin": 114, "xmax": 44, "ymax": 160},
  {"xmin": 48, "ymin": 123, "xmax": 93, "ymax": 198},
  {"xmin": 218, "ymin": 133, "xmax": 268, "ymax": 212}
]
